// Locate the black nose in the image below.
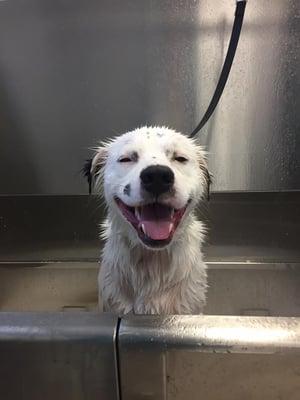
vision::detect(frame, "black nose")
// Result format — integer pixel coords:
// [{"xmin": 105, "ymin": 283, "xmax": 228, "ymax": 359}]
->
[{"xmin": 140, "ymin": 165, "xmax": 174, "ymax": 196}]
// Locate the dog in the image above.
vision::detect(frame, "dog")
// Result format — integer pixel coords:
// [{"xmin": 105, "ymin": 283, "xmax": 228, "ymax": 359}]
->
[{"xmin": 86, "ymin": 126, "xmax": 210, "ymax": 314}]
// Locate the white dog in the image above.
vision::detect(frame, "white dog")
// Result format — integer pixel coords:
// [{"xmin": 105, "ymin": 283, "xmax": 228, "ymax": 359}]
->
[{"xmin": 88, "ymin": 126, "xmax": 210, "ymax": 314}]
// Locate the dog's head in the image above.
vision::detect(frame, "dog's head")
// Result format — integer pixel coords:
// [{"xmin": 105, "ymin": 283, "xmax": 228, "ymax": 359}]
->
[{"xmin": 87, "ymin": 126, "xmax": 210, "ymax": 249}]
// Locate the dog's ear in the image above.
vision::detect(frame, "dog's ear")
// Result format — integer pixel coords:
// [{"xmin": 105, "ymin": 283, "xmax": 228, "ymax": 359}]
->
[
  {"xmin": 82, "ymin": 146, "xmax": 107, "ymax": 194},
  {"xmin": 199, "ymin": 161, "xmax": 212, "ymax": 201}
]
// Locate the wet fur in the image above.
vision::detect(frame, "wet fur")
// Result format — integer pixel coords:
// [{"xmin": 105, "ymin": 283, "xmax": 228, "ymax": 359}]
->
[{"xmin": 90, "ymin": 126, "xmax": 209, "ymax": 314}]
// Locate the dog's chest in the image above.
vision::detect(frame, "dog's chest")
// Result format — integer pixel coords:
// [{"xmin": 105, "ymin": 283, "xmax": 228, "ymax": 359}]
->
[
  {"xmin": 118, "ymin": 251, "xmax": 193, "ymax": 313},
  {"xmin": 101, "ymin": 220, "xmax": 207, "ymax": 314},
  {"xmin": 124, "ymin": 250, "xmax": 172, "ymax": 292}
]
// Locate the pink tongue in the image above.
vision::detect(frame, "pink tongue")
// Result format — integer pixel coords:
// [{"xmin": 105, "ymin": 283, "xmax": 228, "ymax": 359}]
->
[
  {"xmin": 141, "ymin": 221, "xmax": 173, "ymax": 240},
  {"xmin": 140, "ymin": 204, "xmax": 173, "ymax": 240}
]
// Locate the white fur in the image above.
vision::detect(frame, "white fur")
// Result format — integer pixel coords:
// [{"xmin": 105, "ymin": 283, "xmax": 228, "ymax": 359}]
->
[{"xmin": 92, "ymin": 126, "xmax": 208, "ymax": 314}]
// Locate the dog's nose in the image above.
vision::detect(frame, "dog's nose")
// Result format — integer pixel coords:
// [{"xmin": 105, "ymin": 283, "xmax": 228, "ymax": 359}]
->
[{"xmin": 140, "ymin": 165, "xmax": 174, "ymax": 196}]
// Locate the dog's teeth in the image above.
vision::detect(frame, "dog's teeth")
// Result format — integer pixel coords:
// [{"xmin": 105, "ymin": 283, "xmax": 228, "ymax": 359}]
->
[
  {"xmin": 141, "ymin": 223, "xmax": 146, "ymax": 234},
  {"xmin": 168, "ymin": 223, "xmax": 173, "ymax": 234}
]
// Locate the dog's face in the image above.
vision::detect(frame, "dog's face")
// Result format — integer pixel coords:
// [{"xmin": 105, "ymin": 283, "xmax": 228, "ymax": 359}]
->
[{"xmin": 91, "ymin": 127, "xmax": 210, "ymax": 249}]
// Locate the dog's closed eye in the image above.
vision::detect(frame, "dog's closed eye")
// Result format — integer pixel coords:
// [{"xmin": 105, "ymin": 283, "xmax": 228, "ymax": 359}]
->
[
  {"xmin": 174, "ymin": 155, "xmax": 188, "ymax": 163},
  {"xmin": 118, "ymin": 151, "xmax": 139, "ymax": 163},
  {"xmin": 118, "ymin": 156, "xmax": 132, "ymax": 163}
]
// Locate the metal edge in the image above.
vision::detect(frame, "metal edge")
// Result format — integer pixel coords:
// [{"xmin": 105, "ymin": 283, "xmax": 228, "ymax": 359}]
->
[{"xmin": 118, "ymin": 315, "xmax": 300, "ymax": 354}]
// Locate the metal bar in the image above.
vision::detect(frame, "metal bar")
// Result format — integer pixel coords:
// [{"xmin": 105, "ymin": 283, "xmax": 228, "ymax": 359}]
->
[
  {"xmin": 118, "ymin": 315, "xmax": 300, "ymax": 399},
  {"xmin": 0, "ymin": 312, "xmax": 120, "ymax": 400}
]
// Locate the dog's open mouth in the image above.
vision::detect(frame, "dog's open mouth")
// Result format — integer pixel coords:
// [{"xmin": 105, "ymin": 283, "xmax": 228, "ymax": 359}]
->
[{"xmin": 115, "ymin": 198, "xmax": 189, "ymax": 247}]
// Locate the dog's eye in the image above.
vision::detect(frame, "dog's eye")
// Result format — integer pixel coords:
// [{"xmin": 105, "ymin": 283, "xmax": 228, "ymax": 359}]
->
[
  {"xmin": 174, "ymin": 156, "xmax": 188, "ymax": 163},
  {"xmin": 118, "ymin": 156, "xmax": 132, "ymax": 163}
]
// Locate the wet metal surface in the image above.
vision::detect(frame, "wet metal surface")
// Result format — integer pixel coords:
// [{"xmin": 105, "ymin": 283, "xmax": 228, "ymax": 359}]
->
[
  {"xmin": 0, "ymin": 262, "xmax": 300, "ymax": 317},
  {"xmin": 1, "ymin": 192, "xmax": 300, "ymax": 263},
  {"xmin": 165, "ymin": 352, "xmax": 300, "ymax": 400},
  {"xmin": 0, "ymin": 0, "xmax": 299, "ymax": 194},
  {"xmin": 118, "ymin": 315, "xmax": 300, "ymax": 399},
  {"xmin": 119, "ymin": 315, "xmax": 300, "ymax": 353},
  {"xmin": 1, "ymin": 312, "xmax": 299, "ymax": 399},
  {"xmin": 0, "ymin": 189, "xmax": 299, "ymax": 398},
  {"xmin": 0, "ymin": 312, "xmax": 120, "ymax": 400}
]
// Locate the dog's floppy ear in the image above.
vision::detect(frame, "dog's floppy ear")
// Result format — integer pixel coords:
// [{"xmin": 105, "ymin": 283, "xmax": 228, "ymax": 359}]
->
[
  {"xmin": 199, "ymin": 161, "xmax": 212, "ymax": 201},
  {"xmin": 82, "ymin": 146, "xmax": 107, "ymax": 194}
]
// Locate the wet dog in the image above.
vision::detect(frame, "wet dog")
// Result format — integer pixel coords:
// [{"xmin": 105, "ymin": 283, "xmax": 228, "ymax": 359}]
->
[{"xmin": 88, "ymin": 126, "xmax": 210, "ymax": 314}]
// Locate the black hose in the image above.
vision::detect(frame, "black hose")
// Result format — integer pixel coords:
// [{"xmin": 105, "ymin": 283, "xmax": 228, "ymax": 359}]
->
[{"xmin": 189, "ymin": 0, "xmax": 247, "ymax": 138}]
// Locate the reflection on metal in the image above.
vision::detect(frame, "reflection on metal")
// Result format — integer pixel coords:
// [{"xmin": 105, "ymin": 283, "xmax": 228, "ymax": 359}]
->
[
  {"xmin": 0, "ymin": 0, "xmax": 299, "ymax": 194},
  {"xmin": 119, "ymin": 315, "xmax": 300, "ymax": 353},
  {"xmin": 0, "ymin": 313, "xmax": 299, "ymax": 399},
  {"xmin": 1, "ymin": 192, "xmax": 300, "ymax": 263},
  {"xmin": 0, "ymin": 192, "xmax": 299, "ymax": 317},
  {"xmin": 1, "ymin": 262, "xmax": 300, "ymax": 317},
  {"xmin": 118, "ymin": 315, "xmax": 300, "ymax": 399},
  {"xmin": 0, "ymin": 312, "xmax": 120, "ymax": 400},
  {"xmin": 205, "ymin": 325, "xmax": 290, "ymax": 346},
  {"xmin": 0, "ymin": 195, "xmax": 299, "ymax": 399}
]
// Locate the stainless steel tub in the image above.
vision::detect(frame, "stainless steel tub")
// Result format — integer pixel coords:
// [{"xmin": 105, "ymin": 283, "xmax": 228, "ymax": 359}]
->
[
  {"xmin": 0, "ymin": 262, "xmax": 300, "ymax": 317},
  {"xmin": 0, "ymin": 193, "xmax": 299, "ymax": 399},
  {"xmin": 1, "ymin": 311, "xmax": 299, "ymax": 400}
]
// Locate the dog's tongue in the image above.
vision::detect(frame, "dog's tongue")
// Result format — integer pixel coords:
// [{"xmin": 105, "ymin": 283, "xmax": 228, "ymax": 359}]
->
[
  {"xmin": 141, "ymin": 220, "xmax": 173, "ymax": 240},
  {"xmin": 140, "ymin": 204, "xmax": 173, "ymax": 240}
]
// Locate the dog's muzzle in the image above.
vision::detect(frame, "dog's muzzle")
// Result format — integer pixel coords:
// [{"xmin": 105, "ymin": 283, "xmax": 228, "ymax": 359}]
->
[{"xmin": 140, "ymin": 165, "xmax": 174, "ymax": 197}]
